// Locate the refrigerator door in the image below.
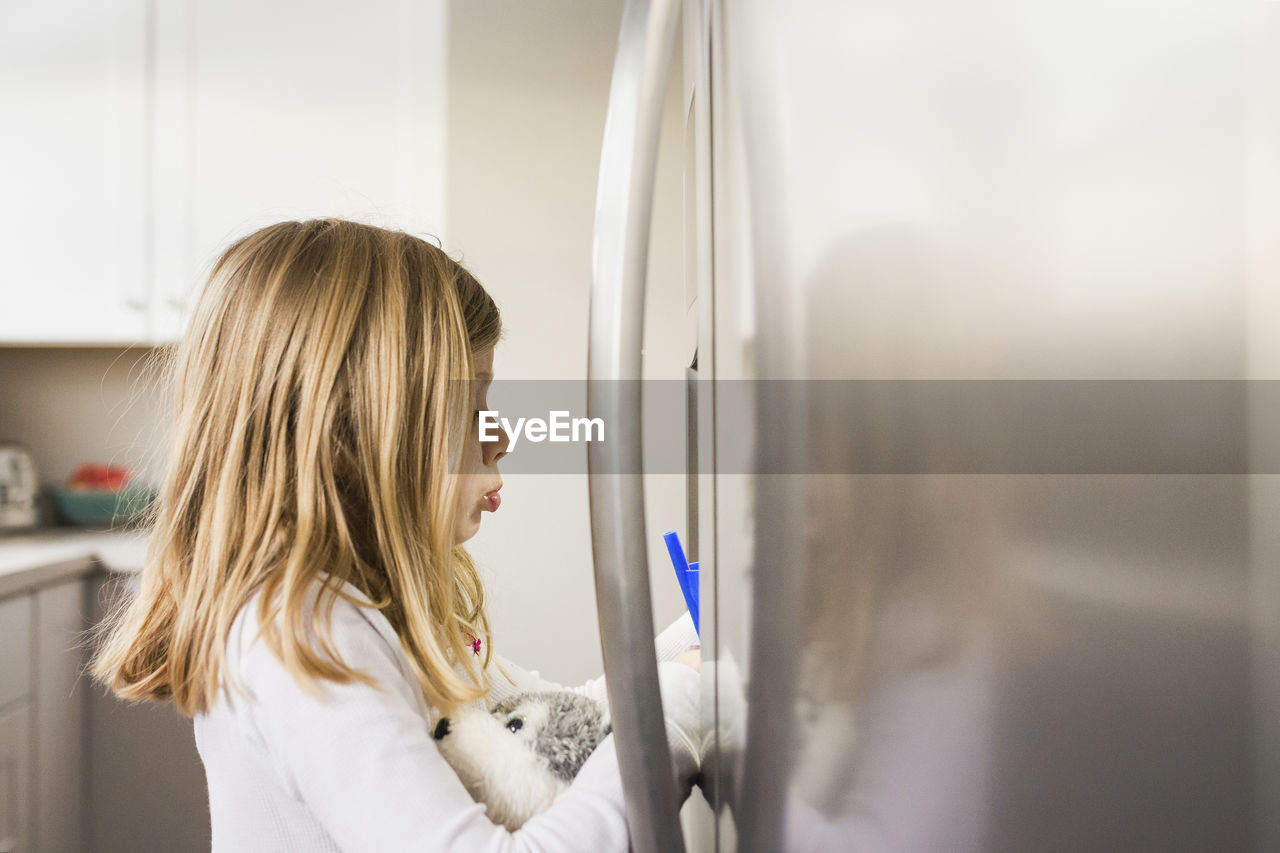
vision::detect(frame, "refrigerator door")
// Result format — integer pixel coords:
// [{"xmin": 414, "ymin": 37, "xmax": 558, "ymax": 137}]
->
[
  {"xmin": 709, "ymin": 1, "xmax": 1280, "ymax": 851},
  {"xmin": 686, "ymin": 0, "xmax": 766, "ymax": 849}
]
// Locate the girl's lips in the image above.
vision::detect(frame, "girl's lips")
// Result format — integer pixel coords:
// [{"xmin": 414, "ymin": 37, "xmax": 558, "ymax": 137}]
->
[{"xmin": 483, "ymin": 490, "xmax": 501, "ymax": 511}]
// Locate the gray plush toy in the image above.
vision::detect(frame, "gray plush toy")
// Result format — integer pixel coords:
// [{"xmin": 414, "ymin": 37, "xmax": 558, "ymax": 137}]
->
[{"xmin": 432, "ymin": 691, "xmax": 611, "ymax": 830}]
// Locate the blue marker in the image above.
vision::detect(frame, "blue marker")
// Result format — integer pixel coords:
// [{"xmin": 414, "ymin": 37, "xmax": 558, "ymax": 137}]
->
[{"xmin": 663, "ymin": 531, "xmax": 700, "ymax": 636}]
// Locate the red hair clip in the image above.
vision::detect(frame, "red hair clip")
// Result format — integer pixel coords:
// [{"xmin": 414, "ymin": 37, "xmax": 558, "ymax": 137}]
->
[{"xmin": 462, "ymin": 631, "xmax": 482, "ymax": 656}]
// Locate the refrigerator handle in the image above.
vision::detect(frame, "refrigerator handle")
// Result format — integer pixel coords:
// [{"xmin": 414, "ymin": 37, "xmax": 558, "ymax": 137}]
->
[{"xmin": 587, "ymin": 1, "xmax": 684, "ymax": 852}]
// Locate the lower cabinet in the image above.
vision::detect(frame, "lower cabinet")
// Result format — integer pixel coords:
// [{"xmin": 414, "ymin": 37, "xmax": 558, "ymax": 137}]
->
[
  {"xmin": 87, "ymin": 572, "xmax": 210, "ymax": 853},
  {"xmin": 34, "ymin": 579, "xmax": 87, "ymax": 852},
  {"xmin": 0, "ymin": 574, "xmax": 89, "ymax": 853},
  {"xmin": 0, "ymin": 705, "xmax": 31, "ymax": 853},
  {"xmin": 0, "ymin": 593, "xmax": 32, "ymax": 853},
  {"xmin": 0, "ymin": 568, "xmax": 208, "ymax": 852}
]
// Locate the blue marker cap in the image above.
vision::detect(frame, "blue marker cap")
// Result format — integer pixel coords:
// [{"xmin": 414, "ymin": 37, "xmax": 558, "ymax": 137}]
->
[{"xmin": 663, "ymin": 531, "xmax": 700, "ymax": 636}]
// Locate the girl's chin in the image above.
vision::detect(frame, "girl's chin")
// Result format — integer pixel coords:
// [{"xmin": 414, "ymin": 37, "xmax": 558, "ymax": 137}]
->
[{"xmin": 454, "ymin": 513, "xmax": 482, "ymax": 545}]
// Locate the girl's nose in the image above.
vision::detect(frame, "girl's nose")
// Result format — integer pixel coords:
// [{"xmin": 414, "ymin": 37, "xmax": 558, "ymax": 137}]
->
[{"xmin": 483, "ymin": 425, "xmax": 510, "ymax": 466}]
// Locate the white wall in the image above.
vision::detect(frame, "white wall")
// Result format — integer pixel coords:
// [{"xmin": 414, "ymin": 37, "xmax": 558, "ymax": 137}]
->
[
  {"xmin": 446, "ymin": 0, "xmax": 691, "ymax": 685},
  {"xmin": 0, "ymin": 347, "xmax": 169, "ymax": 492}
]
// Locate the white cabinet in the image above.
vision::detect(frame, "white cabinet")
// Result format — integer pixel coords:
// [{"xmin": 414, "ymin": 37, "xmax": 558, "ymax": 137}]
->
[
  {"xmin": 0, "ymin": 578, "xmax": 88, "ymax": 853},
  {"xmin": 0, "ymin": 706, "xmax": 32, "ymax": 853},
  {"xmin": 149, "ymin": 0, "xmax": 448, "ymax": 342},
  {"xmin": 32, "ymin": 580, "xmax": 86, "ymax": 853},
  {"xmin": 0, "ymin": 0, "xmax": 150, "ymax": 344},
  {"xmin": 0, "ymin": 597, "xmax": 31, "ymax": 711},
  {"xmin": 0, "ymin": 0, "xmax": 447, "ymax": 346},
  {"xmin": 0, "ymin": 595, "xmax": 32, "ymax": 853}
]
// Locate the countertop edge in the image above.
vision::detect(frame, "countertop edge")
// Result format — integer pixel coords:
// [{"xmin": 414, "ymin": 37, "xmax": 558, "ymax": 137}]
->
[
  {"xmin": 0, "ymin": 553, "xmax": 99, "ymax": 600},
  {"xmin": 0, "ymin": 530, "xmax": 148, "ymax": 600}
]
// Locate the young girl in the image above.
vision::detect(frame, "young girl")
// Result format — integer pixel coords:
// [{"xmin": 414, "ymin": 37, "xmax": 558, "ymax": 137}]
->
[{"xmin": 92, "ymin": 219, "xmax": 701, "ymax": 851}]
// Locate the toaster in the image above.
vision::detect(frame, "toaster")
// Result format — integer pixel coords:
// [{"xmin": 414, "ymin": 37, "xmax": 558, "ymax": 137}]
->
[{"xmin": 0, "ymin": 442, "xmax": 39, "ymax": 531}]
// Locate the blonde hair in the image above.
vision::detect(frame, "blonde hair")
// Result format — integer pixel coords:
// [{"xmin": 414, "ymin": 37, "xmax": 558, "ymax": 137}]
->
[{"xmin": 92, "ymin": 219, "xmax": 502, "ymax": 716}]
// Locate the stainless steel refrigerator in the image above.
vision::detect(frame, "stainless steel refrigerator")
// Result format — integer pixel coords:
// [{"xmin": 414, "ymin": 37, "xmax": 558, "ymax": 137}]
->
[{"xmin": 588, "ymin": 1, "xmax": 1280, "ymax": 851}]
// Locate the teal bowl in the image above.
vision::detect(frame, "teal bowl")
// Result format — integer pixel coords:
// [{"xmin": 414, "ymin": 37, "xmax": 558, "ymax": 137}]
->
[{"xmin": 53, "ymin": 487, "xmax": 157, "ymax": 528}]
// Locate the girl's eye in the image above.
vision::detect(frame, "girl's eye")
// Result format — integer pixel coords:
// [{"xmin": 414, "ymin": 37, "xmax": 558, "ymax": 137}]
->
[{"xmin": 506, "ymin": 717, "xmax": 523, "ymax": 733}]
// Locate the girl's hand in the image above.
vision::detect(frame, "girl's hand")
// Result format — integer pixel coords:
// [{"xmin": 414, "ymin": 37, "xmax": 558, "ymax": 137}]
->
[
  {"xmin": 657, "ymin": 660, "xmax": 703, "ymax": 801},
  {"xmin": 674, "ymin": 646, "xmax": 702, "ymax": 672}
]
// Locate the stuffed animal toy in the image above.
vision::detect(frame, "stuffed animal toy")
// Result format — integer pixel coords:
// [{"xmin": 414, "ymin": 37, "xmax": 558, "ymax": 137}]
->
[{"xmin": 432, "ymin": 691, "xmax": 612, "ymax": 830}]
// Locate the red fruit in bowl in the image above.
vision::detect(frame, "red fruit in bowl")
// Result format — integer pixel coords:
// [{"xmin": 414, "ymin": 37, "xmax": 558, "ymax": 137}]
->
[{"xmin": 69, "ymin": 463, "xmax": 131, "ymax": 491}]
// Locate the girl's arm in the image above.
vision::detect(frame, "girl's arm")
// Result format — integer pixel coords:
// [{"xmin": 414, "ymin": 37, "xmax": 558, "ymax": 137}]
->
[
  {"xmin": 484, "ymin": 610, "xmax": 699, "ymax": 707},
  {"xmin": 227, "ymin": 598, "xmax": 643, "ymax": 852}
]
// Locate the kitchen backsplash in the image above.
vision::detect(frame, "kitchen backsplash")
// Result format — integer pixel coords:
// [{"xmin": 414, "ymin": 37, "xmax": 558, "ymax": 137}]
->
[{"xmin": 0, "ymin": 347, "xmax": 171, "ymax": 507}]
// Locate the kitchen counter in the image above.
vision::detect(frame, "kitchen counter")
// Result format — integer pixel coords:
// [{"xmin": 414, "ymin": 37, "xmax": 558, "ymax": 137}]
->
[{"xmin": 0, "ymin": 528, "xmax": 147, "ymax": 598}]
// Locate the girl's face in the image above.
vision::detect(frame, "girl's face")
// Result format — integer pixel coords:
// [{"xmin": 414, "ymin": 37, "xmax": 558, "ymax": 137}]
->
[{"xmin": 454, "ymin": 349, "xmax": 508, "ymax": 544}]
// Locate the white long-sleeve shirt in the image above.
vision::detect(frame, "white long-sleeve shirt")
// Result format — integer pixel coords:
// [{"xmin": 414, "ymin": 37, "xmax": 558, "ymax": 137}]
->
[{"xmin": 194, "ymin": 579, "xmax": 699, "ymax": 852}]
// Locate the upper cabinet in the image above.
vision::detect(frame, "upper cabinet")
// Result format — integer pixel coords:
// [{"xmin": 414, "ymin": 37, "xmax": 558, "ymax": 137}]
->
[
  {"xmin": 0, "ymin": 0, "xmax": 150, "ymax": 344},
  {"xmin": 148, "ymin": 0, "xmax": 448, "ymax": 343},
  {"xmin": 1, "ymin": 0, "xmax": 448, "ymax": 346}
]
